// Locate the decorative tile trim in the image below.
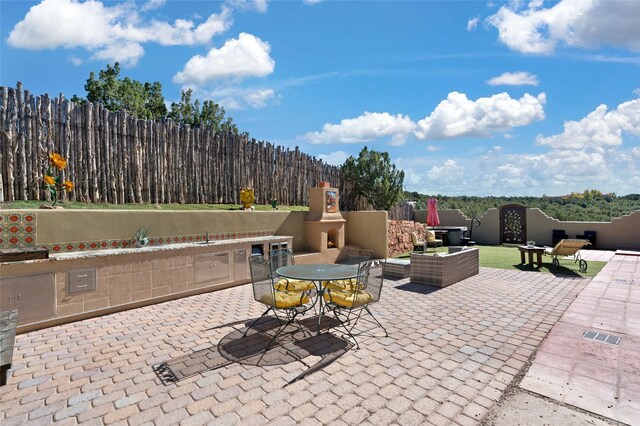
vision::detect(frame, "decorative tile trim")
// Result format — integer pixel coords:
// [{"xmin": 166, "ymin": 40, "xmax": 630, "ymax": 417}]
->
[
  {"xmin": 41, "ymin": 230, "xmax": 274, "ymax": 253},
  {"xmin": 0, "ymin": 212, "xmax": 37, "ymax": 249},
  {"xmin": 0, "ymin": 212, "xmax": 274, "ymax": 253}
]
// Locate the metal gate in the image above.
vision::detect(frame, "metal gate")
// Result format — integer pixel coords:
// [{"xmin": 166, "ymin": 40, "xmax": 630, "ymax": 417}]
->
[{"xmin": 500, "ymin": 204, "xmax": 527, "ymax": 244}]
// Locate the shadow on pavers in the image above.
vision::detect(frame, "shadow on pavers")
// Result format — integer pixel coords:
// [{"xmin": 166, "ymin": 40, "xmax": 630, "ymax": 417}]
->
[{"xmin": 153, "ymin": 316, "xmax": 352, "ymax": 386}]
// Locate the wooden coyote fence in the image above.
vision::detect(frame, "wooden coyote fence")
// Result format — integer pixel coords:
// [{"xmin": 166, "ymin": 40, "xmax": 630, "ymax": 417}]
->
[{"xmin": 0, "ymin": 83, "xmax": 346, "ymax": 207}]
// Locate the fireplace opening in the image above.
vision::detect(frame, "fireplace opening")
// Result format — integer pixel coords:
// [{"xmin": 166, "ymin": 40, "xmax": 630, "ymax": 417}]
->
[{"xmin": 327, "ymin": 229, "xmax": 338, "ymax": 249}]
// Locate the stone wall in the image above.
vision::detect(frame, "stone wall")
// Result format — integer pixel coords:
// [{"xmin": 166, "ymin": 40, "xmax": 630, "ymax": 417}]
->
[{"xmin": 387, "ymin": 220, "xmax": 428, "ymax": 257}]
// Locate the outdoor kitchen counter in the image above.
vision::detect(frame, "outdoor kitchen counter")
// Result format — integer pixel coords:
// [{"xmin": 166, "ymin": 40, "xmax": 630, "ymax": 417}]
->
[
  {"xmin": 0, "ymin": 235, "xmax": 290, "ymax": 264},
  {"xmin": 0, "ymin": 236, "xmax": 292, "ymax": 333}
]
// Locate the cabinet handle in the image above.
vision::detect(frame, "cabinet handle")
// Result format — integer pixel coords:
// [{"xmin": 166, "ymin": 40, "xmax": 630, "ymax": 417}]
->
[
  {"xmin": 8, "ymin": 295, "xmax": 11, "ymax": 303},
  {"xmin": 76, "ymin": 274, "xmax": 88, "ymax": 278},
  {"xmin": 17, "ymin": 293, "xmax": 21, "ymax": 302}
]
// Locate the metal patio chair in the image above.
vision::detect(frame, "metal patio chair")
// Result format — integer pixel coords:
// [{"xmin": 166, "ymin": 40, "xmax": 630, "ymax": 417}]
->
[
  {"xmin": 244, "ymin": 256, "xmax": 313, "ymax": 348},
  {"xmin": 269, "ymin": 248, "xmax": 315, "ymax": 292},
  {"xmin": 324, "ymin": 248, "xmax": 374, "ymax": 293},
  {"xmin": 323, "ymin": 259, "xmax": 388, "ymax": 349}
]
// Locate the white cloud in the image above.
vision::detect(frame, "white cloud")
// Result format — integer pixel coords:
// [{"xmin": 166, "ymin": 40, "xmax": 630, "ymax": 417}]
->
[
  {"xmin": 634, "ymin": 88, "xmax": 640, "ymax": 97},
  {"xmin": 92, "ymin": 41, "xmax": 145, "ymax": 66},
  {"xmin": 399, "ymin": 97, "xmax": 640, "ymax": 196},
  {"xmin": 467, "ymin": 17, "xmax": 479, "ymax": 31},
  {"xmin": 203, "ymin": 86, "xmax": 276, "ymax": 110},
  {"xmin": 317, "ymin": 151, "xmax": 349, "ymax": 166},
  {"xmin": 487, "ymin": 71, "xmax": 539, "ymax": 86},
  {"xmin": 415, "ymin": 91, "xmax": 546, "ymax": 140},
  {"xmin": 536, "ymin": 99, "xmax": 640, "ymax": 151},
  {"xmin": 245, "ymin": 89, "xmax": 275, "ymax": 108},
  {"xmin": 304, "ymin": 112, "xmax": 416, "ymax": 145},
  {"xmin": 226, "ymin": 0, "xmax": 268, "ymax": 13},
  {"xmin": 488, "ymin": 0, "xmax": 640, "ymax": 54},
  {"xmin": 428, "ymin": 159, "xmax": 465, "ymax": 185},
  {"xmin": 7, "ymin": 0, "xmax": 232, "ymax": 65},
  {"xmin": 68, "ymin": 55, "xmax": 83, "ymax": 66},
  {"xmin": 141, "ymin": 0, "xmax": 165, "ymax": 12},
  {"xmin": 303, "ymin": 0, "xmax": 323, "ymax": 4},
  {"xmin": 174, "ymin": 33, "xmax": 275, "ymax": 85},
  {"xmin": 426, "ymin": 146, "xmax": 441, "ymax": 152}
]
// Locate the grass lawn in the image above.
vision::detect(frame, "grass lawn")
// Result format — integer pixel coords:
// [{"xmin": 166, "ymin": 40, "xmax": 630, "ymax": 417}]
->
[
  {"xmin": 397, "ymin": 245, "xmax": 606, "ymax": 278},
  {"xmin": 0, "ymin": 200, "xmax": 309, "ymax": 211}
]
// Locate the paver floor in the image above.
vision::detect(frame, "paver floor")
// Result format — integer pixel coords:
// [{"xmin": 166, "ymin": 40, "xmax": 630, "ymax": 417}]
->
[
  {"xmin": 1, "ymin": 267, "xmax": 589, "ymax": 425},
  {"xmin": 520, "ymin": 253, "xmax": 640, "ymax": 425}
]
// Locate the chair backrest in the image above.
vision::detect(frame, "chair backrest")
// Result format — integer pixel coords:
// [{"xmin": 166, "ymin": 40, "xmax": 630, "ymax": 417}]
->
[
  {"xmin": 411, "ymin": 232, "xmax": 420, "ymax": 245},
  {"xmin": 549, "ymin": 239, "xmax": 591, "ymax": 256},
  {"xmin": 269, "ymin": 248, "xmax": 294, "ymax": 272},
  {"xmin": 356, "ymin": 259, "xmax": 385, "ymax": 303},
  {"xmin": 348, "ymin": 248, "xmax": 373, "ymax": 265},
  {"xmin": 552, "ymin": 229, "xmax": 568, "ymax": 245},
  {"xmin": 426, "ymin": 230, "xmax": 438, "ymax": 242},
  {"xmin": 249, "ymin": 255, "xmax": 276, "ymax": 303}
]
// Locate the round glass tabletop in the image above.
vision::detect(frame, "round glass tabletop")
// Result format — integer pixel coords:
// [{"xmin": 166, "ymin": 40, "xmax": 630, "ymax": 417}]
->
[{"xmin": 276, "ymin": 264, "xmax": 358, "ymax": 281}]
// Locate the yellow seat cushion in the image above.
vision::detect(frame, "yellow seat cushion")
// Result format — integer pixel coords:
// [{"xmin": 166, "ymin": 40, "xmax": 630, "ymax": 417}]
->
[
  {"xmin": 274, "ymin": 278, "xmax": 315, "ymax": 292},
  {"xmin": 260, "ymin": 291, "xmax": 310, "ymax": 309},
  {"xmin": 323, "ymin": 289, "xmax": 373, "ymax": 308},
  {"xmin": 323, "ymin": 279, "xmax": 364, "ymax": 292}
]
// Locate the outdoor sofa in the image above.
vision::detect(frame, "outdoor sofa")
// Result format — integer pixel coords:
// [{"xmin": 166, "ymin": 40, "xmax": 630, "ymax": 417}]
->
[{"xmin": 410, "ymin": 247, "xmax": 479, "ymax": 287}]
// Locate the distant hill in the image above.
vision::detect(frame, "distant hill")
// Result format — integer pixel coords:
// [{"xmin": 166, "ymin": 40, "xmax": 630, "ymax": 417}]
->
[{"xmin": 404, "ymin": 192, "xmax": 640, "ymax": 222}]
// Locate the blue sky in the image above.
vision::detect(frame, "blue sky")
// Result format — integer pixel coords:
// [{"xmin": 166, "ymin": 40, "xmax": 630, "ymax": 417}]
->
[{"xmin": 2, "ymin": 0, "xmax": 639, "ymax": 196}]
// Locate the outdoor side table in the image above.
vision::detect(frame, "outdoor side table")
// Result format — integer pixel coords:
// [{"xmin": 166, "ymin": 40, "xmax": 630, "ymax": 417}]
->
[
  {"xmin": 276, "ymin": 264, "xmax": 358, "ymax": 334},
  {"xmin": 518, "ymin": 246, "xmax": 545, "ymax": 268},
  {"xmin": 1, "ymin": 310, "xmax": 18, "ymax": 386}
]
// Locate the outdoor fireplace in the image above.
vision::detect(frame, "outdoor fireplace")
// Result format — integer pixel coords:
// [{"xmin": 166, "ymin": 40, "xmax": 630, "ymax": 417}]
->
[
  {"xmin": 304, "ymin": 184, "xmax": 345, "ymax": 253},
  {"xmin": 327, "ymin": 229, "xmax": 338, "ymax": 249}
]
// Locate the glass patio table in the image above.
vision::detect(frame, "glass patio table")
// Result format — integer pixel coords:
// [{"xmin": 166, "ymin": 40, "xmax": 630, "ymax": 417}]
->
[{"xmin": 276, "ymin": 264, "xmax": 358, "ymax": 334}]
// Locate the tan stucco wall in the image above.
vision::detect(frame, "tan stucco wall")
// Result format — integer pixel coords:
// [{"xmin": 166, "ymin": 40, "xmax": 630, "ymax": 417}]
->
[
  {"xmin": 415, "ymin": 208, "xmax": 500, "ymax": 245},
  {"xmin": 526, "ymin": 208, "xmax": 640, "ymax": 249},
  {"xmin": 343, "ymin": 211, "xmax": 389, "ymax": 259},
  {"xmin": 274, "ymin": 211, "xmax": 307, "ymax": 252},
  {"xmin": 425, "ymin": 207, "xmax": 640, "ymax": 249},
  {"xmin": 4, "ymin": 208, "xmax": 390, "ymax": 255},
  {"xmin": 31, "ymin": 210, "xmax": 293, "ymax": 244},
  {"xmin": 471, "ymin": 209, "xmax": 501, "ymax": 245}
]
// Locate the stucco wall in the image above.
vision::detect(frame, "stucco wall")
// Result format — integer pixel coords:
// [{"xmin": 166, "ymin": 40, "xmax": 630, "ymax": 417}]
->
[
  {"xmin": 343, "ymin": 211, "xmax": 389, "ymax": 259},
  {"xmin": 526, "ymin": 209, "xmax": 640, "ymax": 249},
  {"xmin": 421, "ymin": 207, "xmax": 640, "ymax": 249},
  {"xmin": 34, "ymin": 210, "xmax": 291, "ymax": 244},
  {"xmin": 414, "ymin": 208, "xmax": 500, "ymax": 245},
  {"xmin": 2, "ymin": 209, "xmax": 390, "ymax": 256}
]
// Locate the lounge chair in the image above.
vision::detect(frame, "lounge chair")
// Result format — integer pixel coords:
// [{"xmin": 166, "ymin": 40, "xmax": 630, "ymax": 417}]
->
[
  {"xmin": 411, "ymin": 232, "xmax": 426, "ymax": 252},
  {"xmin": 426, "ymin": 230, "xmax": 443, "ymax": 248},
  {"xmin": 544, "ymin": 239, "xmax": 591, "ymax": 272}
]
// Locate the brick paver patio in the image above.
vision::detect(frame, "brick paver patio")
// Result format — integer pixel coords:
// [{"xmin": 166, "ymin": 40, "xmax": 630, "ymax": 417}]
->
[
  {"xmin": 521, "ymin": 253, "xmax": 640, "ymax": 425},
  {"xmin": 1, "ymin": 267, "xmax": 589, "ymax": 425}
]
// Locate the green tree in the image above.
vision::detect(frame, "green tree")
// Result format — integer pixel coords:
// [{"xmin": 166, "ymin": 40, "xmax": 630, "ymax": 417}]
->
[
  {"xmin": 73, "ymin": 63, "xmax": 237, "ymax": 134},
  {"xmin": 341, "ymin": 146, "xmax": 404, "ymax": 211},
  {"xmin": 74, "ymin": 62, "xmax": 167, "ymax": 120},
  {"xmin": 168, "ymin": 89, "xmax": 237, "ymax": 133}
]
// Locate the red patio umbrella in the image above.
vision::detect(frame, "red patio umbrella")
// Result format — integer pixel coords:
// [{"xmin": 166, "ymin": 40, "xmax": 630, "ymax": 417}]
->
[{"xmin": 427, "ymin": 197, "xmax": 440, "ymax": 228}]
